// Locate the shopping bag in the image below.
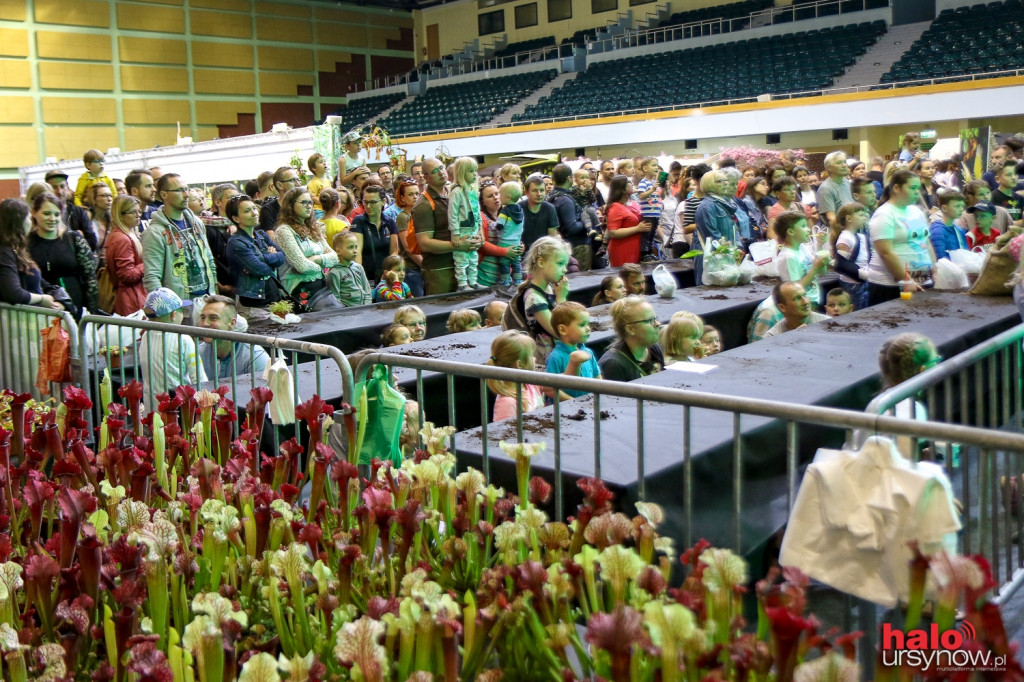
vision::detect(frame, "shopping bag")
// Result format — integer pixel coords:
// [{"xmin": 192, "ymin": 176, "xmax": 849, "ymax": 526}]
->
[
  {"xmin": 352, "ymin": 363, "xmax": 406, "ymax": 466},
  {"xmin": 651, "ymin": 264, "xmax": 677, "ymax": 298},
  {"xmin": 83, "ymin": 310, "xmax": 147, "ymax": 356},
  {"xmin": 933, "ymin": 259, "xmax": 969, "ymax": 290},
  {"xmin": 700, "ymin": 235, "xmax": 741, "ymax": 287},
  {"xmin": 970, "ymin": 227, "xmax": 1023, "ymax": 296},
  {"xmin": 36, "ymin": 318, "xmax": 72, "ymax": 395},
  {"xmin": 736, "ymin": 255, "xmax": 757, "ymax": 285},
  {"xmin": 264, "ymin": 351, "xmax": 297, "ymax": 426},
  {"xmin": 948, "ymin": 248, "xmax": 984, "ymax": 275}
]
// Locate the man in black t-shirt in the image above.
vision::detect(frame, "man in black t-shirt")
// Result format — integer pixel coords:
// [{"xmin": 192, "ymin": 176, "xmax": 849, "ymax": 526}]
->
[{"xmin": 518, "ymin": 174, "xmax": 559, "ymax": 252}]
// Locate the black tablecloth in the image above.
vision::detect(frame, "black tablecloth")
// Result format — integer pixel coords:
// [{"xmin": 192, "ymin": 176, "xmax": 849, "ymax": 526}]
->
[{"xmin": 452, "ymin": 292, "xmax": 1020, "ymax": 556}]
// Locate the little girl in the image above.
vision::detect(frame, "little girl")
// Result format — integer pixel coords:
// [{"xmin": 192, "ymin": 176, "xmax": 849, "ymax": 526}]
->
[
  {"xmin": 700, "ymin": 325, "xmax": 722, "ymax": 356},
  {"xmin": 592, "ymin": 275, "xmax": 626, "ymax": 305},
  {"xmin": 833, "ymin": 202, "xmax": 871, "ymax": 311},
  {"xmin": 381, "ymin": 323, "xmax": 411, "ymax": 346},
  {"xmin": 447, "ymin": 156, "xmax": 482, "ymax": 291},
  {"xmin": 487, "ymin": 330, "xmax": 545, "ymax": 421},
  {"xmin": 659, "ymin": 311, "xmax": 705, "ymax": 364},
  {"xmin": 513, "ymin": 236, "xmax": 571, "ymax": 364},
  {"xmin": 774, "ymin": 210, "xmax": 829, "ymax": 309}
]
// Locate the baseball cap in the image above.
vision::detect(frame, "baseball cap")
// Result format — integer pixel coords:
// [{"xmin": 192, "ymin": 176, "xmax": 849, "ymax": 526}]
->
[
  {"xmin": 967, "ymin": 201, "xmax": 997, "ymax": 215},
  {"xmin": 342, "ymin": 131, "xmax": 363, "ymax": 144},
  {"xmin": 143, "ymin": 288, "xmax": 192, "ymax": 318},
  {"xmin": 44, "ymin": 170, "xmax": 69, "ymax": 182}
]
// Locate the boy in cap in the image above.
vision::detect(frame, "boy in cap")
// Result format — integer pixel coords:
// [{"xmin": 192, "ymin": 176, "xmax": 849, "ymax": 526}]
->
[
  {"xmin": 137, "ymin": 288, "xmax": 207, "ymax": 394},
  {"xmin": 965, "ymin": 201, "xmax": 1001, "ymax": 250}
]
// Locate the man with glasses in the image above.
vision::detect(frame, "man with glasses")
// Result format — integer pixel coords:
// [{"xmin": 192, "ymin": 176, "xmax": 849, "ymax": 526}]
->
[
  {"xmin": 258, "ymin": 166, "xmax": 302, "ymax": 236},
  {"xmin": 141, "ymin": 173, "xmax": 217, "ymax": 314},
  {"xmin": 45, "ymin": 170, "xmax": 97, "ymax": 250},
  {"xmin": 598, "ymin": 296, "xmax": 665, "ymax": 382},
  {"xmin": 764, "ymin": 282, "xmax": 829, "ymax": 338},
  {"xmin": 412, "ymin": 157, "xmax": 481, "ymax": 295}
]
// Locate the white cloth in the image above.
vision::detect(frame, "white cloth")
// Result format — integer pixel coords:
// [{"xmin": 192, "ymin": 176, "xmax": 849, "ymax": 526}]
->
[{"xmin": 780, "ymin": 436, "xmax": 961, "ymax": 607}]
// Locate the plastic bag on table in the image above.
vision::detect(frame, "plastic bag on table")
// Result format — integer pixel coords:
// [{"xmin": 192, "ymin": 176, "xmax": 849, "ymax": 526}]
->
[
  {"xmin": 948, "ymin": 248, "xmax": 984, "ymax": 275},
  {"xmin": 83, "ymin": 309, "xmax": 147, "ymax": 356},
  {"xmin": 736, "ymin": 256, "xmax": 757, "ymax": 285},
  {"xmin": 651, "ymin": 264, "xmax": 677, "ymax": 298},
  {"xmin": 933, "ymin": 259, "xmax": 969, "ymax": 290}
]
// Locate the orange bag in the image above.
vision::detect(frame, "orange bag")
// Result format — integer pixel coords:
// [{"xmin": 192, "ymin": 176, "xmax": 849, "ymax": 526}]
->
[{"xmin": 36, "ymin": 318, "xmax": 72, "ymax": 395}]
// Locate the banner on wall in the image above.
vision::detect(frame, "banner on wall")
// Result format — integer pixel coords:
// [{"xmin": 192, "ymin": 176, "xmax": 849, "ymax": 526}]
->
[{"xmin": 959, "ymin": 126, "xmax": 990, "ymax": 182}]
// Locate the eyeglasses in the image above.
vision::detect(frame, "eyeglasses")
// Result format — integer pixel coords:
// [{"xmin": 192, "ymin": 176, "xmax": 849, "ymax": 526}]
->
[
  {"xmin": 296, "ymin": 200, "xmax": 314, "ymax": 207},
  {"xmin": 163, "ymin": 187, "xmax": 189, "ymax": 194},
  {"xmin": 628, "ymin": 316, "xmax": 658, "ymax": 327},
  {"xmin": 364, "ymin": 200, "xmax": 383, "ymax": 206}
]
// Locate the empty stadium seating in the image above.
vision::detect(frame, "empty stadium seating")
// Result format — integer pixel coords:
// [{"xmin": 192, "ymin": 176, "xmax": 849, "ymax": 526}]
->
[
  {"xmin": 378, "ymin": 70, "xmax": 557, "ymax": 136},
  {"xmin": 493, "ymin": 36, "xmax": 558, "ymax": 58},
  {"xmin": 881, "ymin": 0, "xmax": 1024, "ymax": 84},
  {"xmin": 512, "ymin": 21, "xmax": 886, "ymax": 123},
  {"xmin": 658, "ymin": 0, "xmax": 772, "ymax": 30},
  {"xmin": 333, "ymin": 92, "xmax": 406, "ymax": 132}
]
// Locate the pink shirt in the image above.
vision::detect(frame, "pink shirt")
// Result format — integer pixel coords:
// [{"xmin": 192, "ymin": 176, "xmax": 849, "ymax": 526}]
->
[{"xmin": 493, "ymin": 384, "xmax": 544, "ymax": 421}]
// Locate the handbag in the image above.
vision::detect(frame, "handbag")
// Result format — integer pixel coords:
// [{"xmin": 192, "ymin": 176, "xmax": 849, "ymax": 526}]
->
[
  {"xmin": 36, "ymin": 317, "xmax": 72, "ymax": 395},
  {"xmin": 95, "ymin": 232, "xmax": 115, "ymax": 313},
  {"xmin": 352, "ymin": 363, "xmax": 407, "ymax": 466},
  {"xmin": 970, "ymin": 226, "xmax": 1023, "ymax": 296}
]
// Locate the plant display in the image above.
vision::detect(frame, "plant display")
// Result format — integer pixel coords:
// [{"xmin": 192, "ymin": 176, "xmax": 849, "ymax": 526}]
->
[
  {"xmin": 717, "ymin": 147, "xmax": 806, "ymax": 168},
  {"xmin": 0, "ymin": 382, "xmax": 1016, "ymax": 682}
]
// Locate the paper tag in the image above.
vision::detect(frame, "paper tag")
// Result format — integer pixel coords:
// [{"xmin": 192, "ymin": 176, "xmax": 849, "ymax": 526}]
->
[{"xmin": 665, "ymin": 362, "xmax": 717, "ymax": 374}]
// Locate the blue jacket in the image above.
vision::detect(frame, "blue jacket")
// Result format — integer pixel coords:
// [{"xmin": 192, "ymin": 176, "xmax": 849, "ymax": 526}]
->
[
  {"xmin": 928, "ymin": 220, "xmax": 968, "ymax": 261},
  {"xmin": 227, "ymin": 228, "xmax": 286, "ymax": 301}
]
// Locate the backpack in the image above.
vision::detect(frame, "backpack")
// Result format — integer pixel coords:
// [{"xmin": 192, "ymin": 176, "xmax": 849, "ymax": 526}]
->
[
  {"xmin": 405, "ymin": 192, "xmax": 436, "ymax": 257},
  {"xmin": 502, "ymin": 281, "xmax": 552, "ymax": 340}
]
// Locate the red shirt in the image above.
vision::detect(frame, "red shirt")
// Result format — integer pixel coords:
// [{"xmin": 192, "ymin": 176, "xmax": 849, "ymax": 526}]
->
[
  {"xmin": 606, "ymin": 201, "xmax": 643, "ymax": 267},
  {"xmin": 967, "ymin": 227, "xmax": 1000, "ymax": 249}
]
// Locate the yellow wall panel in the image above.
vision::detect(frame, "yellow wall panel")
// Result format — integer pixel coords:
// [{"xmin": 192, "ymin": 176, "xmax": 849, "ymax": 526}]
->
[
  {"xmin": 0, "ymin": 97, "xmax": 35, "ymax": 123},
  {"xmin": 0, "ymin": 29, "xmax": 29, "ymax": 58},
  {"xmin": 0, "ymin": 60, "xmax": 32, "ymax": 89},
  {"xmin": 0, "ymin": 3, "xmax": 27, "ymax": 21},
  {"xmin": 117, "ymin": 4, "xmax": 184, "ymax": 32},
  {"xmin": 37, "ymin": 31, "xmax": 112, "ymax": 61},
  {"xmin": 143, "ymin": 0, "xmax": 184, "ymax": 5},
  {"xmin": 192, "ymin": 42, "xmax": 253, "ymax": 68},
  {"xmin": 122, "ymin": 99, "xmax": 191, "ymax": 125},
  {"xmin": 195, "ymin": 125, "xmax": 221, "ymax": 143},
  {"xmin": 0, "ymin": 127, "xmax": 38, "ymax": 168},
  {"xmin": 195, "ymin": 100, "xmax": 253, "ymax": 124},
  {"xmin": 255, "ymin": 17, "xmax": 311, "ymax": 43},
  {"xmin": 190, "ymin": 11, "xmax": 252, "ymax": 38},
  {"xmin": 35, "ymin": 0, "xmax": 109, "ymax": 27},
  {"xmin": 123, "ymin": 126, "xmax": 178, "ymax": 152},
  {"xmin": 44, "ymin": 127, "xmax": 118, "ymax": 161},
  {"xmin": 367, "ymin": 27, "xmax": 402, "ymax": 49},
  {"xmin": 258, "ymin": 72, "xmax": 312, "ymax": 96},
  {"xmin": 257, "ymin": 46, "xmax": 313, "ymax": 71},
  {"xmin": 316, "ymin": 50, "xmax": 353, "ymax": 72},
  {"xmin": 255, "ymin": 1, "xmax": 310, "ymax": 18},
  {"xmin": 120, "ymin": 65, "xmax": 189, "ymax": 92},
  {"xmin": 43, "ymin": 97, "xmax": 117, "ymax": 124},
  {"xmin": 39, "ymin": 62, "xmax": 114, "ymax": 90},
  {"xmin": 193, "ymin": 68, "xmax": 255, "ymax": 94},
  {"xmin": 313, "ymin": 7, "xmax": 412, "ymax": 27},
  {"xmin": 319, "ymin": 27, "xmax": 367, "ymax": 48},
  {"xmin": 191, "ymin": 0, "xmax": 251, "ymax": 11},
  {"xmin": 118, "ymin": 36, "xmax": 186, "ymax": 64}
]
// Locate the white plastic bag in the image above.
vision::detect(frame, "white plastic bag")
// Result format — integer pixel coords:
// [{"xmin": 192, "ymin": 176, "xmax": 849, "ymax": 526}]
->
[
  {"xmin": 651, "ymin": 264, "xmax": 677, "ymax": 298},
  {"xmin": 949, "ymin": 249, "xmax": 984, "ymax": 275},
  {"xmin": 736, "ymin": 256, "xmax": 756, "ymax": 285},
  {"xmin": 264, "ymin": 350, "xmax": 297, "ymax": 426},
  {"xmin": 933, "ymin": 258, "xmax": 969, "ymax": 290},
  {"xmin": 83, "ymin": 310, "xmax": 147, "ymax": 356},
  {"xmin": 701, "ymin": 237, "xmax": 740, "ymax": 287}
]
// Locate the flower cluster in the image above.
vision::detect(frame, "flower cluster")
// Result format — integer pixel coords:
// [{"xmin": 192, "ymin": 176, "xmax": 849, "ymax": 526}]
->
[
  {"xmin": 0, "ymin": 382, "xmax": 1015, "ymax": 681},
  {"xmin": 718, "ymin": 146, "xmax": 807, "ymax": 168}
]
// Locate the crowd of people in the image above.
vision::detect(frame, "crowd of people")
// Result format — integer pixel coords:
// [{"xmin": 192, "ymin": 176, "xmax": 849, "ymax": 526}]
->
[{"xmin": 2, "ymin": 131, "xmax": 1022, "ymax": 399}]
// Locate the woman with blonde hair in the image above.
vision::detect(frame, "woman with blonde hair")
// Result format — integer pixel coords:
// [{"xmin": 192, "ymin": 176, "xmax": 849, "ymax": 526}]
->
[
  {"xmin": 104, "ymin": 195, "xmax": 147, "ymax": 314},
  {"xmin": 274, "ymin": 186, "xmax": 341, "ymax": 311}
]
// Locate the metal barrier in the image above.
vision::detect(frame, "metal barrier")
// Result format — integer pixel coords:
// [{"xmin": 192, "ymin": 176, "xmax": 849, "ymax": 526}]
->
[
  {"xmin": 354, "ymin": 349, "xmax": 1024, "ymax": 676},
  {"xmin": 76, "ymin": 314, "xmax": 355, "ymax": 456},
  {"xmin": 861, "ymin": 322, "xmax": 1024, "ymax": 604},
  {"xmin": 0, "ymin": 303, "xmax": 79, "ymax": 400}
]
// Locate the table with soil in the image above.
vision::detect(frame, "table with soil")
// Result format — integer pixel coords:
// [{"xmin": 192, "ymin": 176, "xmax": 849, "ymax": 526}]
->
[
  {"xmin": 451, "ymin": 292, "xmax": 1021, "ymax": 562},
  {"xmin": 242, "ymin": 260, "xmax": 693, "ymax": 355}
]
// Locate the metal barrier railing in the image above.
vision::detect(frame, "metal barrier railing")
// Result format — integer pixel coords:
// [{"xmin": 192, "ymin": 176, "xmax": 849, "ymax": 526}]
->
[
  {"xmin": 0, "ymin": 303, "xmax": 79, "ymax": 400},
  {"xmin": 861, "ymin": 322, "xmax": 1024, "ymax": 604},
  {"xmin": 76, "ymin": 314, "xmax": 355, "ymax": 457}
]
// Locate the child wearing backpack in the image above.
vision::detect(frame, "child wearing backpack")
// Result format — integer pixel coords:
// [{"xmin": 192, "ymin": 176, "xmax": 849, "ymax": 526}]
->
[
  {"xmin": 501, "ymin": 236, "xmax": 572, "ymax": 365},
  {"xmin": 447, "ymin": 157, "xmax": 483, "ymax": 291}
]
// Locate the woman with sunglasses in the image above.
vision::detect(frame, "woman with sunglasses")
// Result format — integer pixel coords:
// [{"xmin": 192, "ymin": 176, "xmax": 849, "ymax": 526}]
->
[
  {"xmin": 350, "ymin": 184, "xmax": 399, "ymax": 284},
  {"xmin": 104, "ymin": 195, "xmax": 147, "ymax": 315},
  {"xmin": 274, "ymin": 187, "xmax": 341, "ymax": 311}
]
